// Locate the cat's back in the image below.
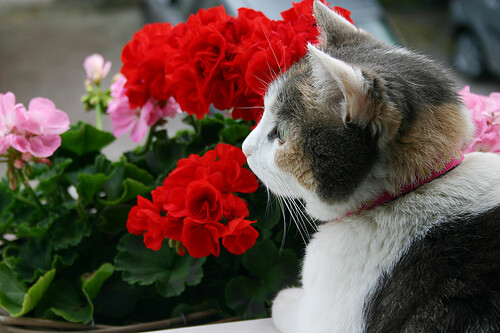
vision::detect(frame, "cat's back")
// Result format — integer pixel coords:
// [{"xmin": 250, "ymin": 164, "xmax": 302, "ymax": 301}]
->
[{"xmin": 364, "ymin": 151, "xmax": 500, "ymax": 332}]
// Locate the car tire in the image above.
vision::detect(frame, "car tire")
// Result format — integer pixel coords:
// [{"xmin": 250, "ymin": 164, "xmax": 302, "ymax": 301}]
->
[{"xmin": 452, "ymin": 30, "xmax": 486, "ymax": 79}]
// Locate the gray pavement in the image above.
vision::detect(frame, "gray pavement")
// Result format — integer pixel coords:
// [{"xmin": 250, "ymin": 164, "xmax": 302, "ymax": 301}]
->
[
  {"xmin": 1, "ymin": 0, "xmax": 144, "ymax": 176},
  {"xmin": 0, "ymin": 0, "xmax": 143, "ymax": 159}
]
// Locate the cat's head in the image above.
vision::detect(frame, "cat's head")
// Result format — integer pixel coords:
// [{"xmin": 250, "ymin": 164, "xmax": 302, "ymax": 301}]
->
[{"xmin": 242, "ymin": 0, "xmax": 473, "ymax": 221}]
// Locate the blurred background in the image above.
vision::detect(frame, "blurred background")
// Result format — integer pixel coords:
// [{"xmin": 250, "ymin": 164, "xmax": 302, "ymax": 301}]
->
[{"xmin": 1, "ymin": 0, "xmax": 499, "ymax": 176}]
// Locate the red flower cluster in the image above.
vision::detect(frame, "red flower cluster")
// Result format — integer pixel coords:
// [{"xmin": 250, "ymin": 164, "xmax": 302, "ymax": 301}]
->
[
  {"xmin": 120, "ymin": 0, "xmax": 353, "ymax": 121},
  {"xmin": 127, "ymin": 144, "xmax": 260, "ymax": 258}
]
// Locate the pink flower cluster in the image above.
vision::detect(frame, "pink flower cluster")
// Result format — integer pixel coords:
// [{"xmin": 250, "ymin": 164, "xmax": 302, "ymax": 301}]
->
[
  {"xmin": 107, "ymin": 74, "xmax": 182, "ymax": 142},
  {"xmin": 0, "ymin": 92, "xmax": 70, "ymax": 158},
  {"xmin": 460, "ymin": 86, "xmax": 500, "ymax": 153}
]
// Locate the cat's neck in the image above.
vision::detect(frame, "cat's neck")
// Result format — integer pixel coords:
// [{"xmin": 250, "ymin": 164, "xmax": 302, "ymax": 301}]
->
[
  {"xmin": 302, "ymin": 149, "xmax": 465, "ymax": 222},
  {"xmin": 337, "ymin": 149, "xmax": 465, "ymax": 220},
  {"xmin": 346, "ymin": 149, "xmax": 464, "ymax": 218}
]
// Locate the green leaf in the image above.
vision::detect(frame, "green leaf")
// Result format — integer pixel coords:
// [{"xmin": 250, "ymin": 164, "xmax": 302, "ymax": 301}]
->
[
  {"xmin": 76, "ymin": 173, "xmax": 109, "ymax": 206},
  {"xmin": 11, "ymin": 238, "xmax": 52, "ymax": 283},
  {"xmin": 98, "ymin": 161, "xmax": 154, "ymax": 206},
  {"xmin": 114, "ymin": 234, "xmax": 206, "ymax": 298},
  {"xmin": 225, "ymin": 276, "xmax": 269, "ymax": 318},
  {"xmin": 60, "ymin": 122, "xmax": 115, "ymax": 156},
  {"xmin": 99, "ymin": 178, "xmax": 152, "ymax": 206},
  {"xmin": 155, "ymin": 254, "xmax": 205, "ymax": 298},
  {"xmin": 99, "ymin": 204, "xmax": 132, "ymax": 234},
  {"xmin": 81, "ymin": 263, "xmax": 114, "ymax": 301},
  {"xmin": 225, "ymin": 240, "xmax": 299, "ymax": 319},
  {"xmin": 149, "ymin": 140, "xmax": 186, "ymax": 176},
  {"xmin": 51, "ymin": 217, "xmax": 91, "ymax": 250},
  {"xmin": 125, "ymin": 137, "xmax": 187, "ymax": 177},
  {"xmin": 37, "ymin": 280, "xmax": 93, "ymax": 324},
  {"xmin": 247, "ymin": 190, "xmax": 281, "ymax": 238},
  {"xmin": 187, "ymin": 116, "xmax": 225, "ymax": 154},
  {"xmin": 92, "ymin": 275, "xmax": 146, "ymax": 320},
  {"xmin": 51, "ymin": 251, "xmax": 79, "ymax": 269},
  {"xmin": 34, "ymin": 158, "xmax": 73, "ymax": 194},
  {"xmin": 220, "ymin": 124, "xmax": 251, "ymax": 145},
  {"xmin": 0, "ymin": 182, "xmax": 15, "ymax": 228},
  {"xmin": 0, "ymin": 263, "xmax": 55, "ymax": 317},
  {"xmin": 15, "ymin": 213, "xmax": 57, "ymax": 239},
  {"xmin": 242, "ymin": 240, "xmax": 277, "ymax": 280}
]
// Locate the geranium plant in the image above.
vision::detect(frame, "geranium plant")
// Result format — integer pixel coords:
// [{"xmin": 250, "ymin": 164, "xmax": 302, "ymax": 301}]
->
[{"xmin": 0, "ymin": 0, "xmax": 343, "ymax": 326}]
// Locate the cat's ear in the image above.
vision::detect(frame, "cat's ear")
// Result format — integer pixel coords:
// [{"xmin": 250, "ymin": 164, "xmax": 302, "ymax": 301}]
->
[
  {"xmin": 307, "ymin": 43, "xmax": 401, "ymax": 140},
  {"xmin": 307, "ymin": 43, "xmax": 366, "ymax": 124},
  {"xmin": 313, "ymin": 0, "xmax": 357, "ymax": 47}
]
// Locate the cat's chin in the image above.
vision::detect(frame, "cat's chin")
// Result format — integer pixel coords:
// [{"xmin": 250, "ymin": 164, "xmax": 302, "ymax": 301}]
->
[{"xmin": 303, "ymin": 196, "xmax": 348, "ymax": 222}]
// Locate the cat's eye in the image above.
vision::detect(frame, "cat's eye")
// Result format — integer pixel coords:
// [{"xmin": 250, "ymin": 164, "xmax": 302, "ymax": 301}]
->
[{"xmin": 276, "ymin": 125, "xmax": 287, "ymax": 144}]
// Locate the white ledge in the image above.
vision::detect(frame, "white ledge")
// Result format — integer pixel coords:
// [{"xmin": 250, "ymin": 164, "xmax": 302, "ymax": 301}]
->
[{"xmin": 150, "ymin": 318, "xmax": 279, "ymax": 333}]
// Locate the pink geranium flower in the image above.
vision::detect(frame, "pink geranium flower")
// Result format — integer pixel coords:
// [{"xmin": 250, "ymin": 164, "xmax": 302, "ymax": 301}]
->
[
  {"xmin": 0, "ymin": 92, "xmax": 70, "ymax": 158},
  {"xmin": 108, "ymin": 74, "xmax": 182, "ymax": 142},
  {"xmin": 460, "ymin": 86, "xmax": 500, "ymax": 153},
  {"xmin": 83, "ymin": 53, "xmax": 112, "ymax": 84}
]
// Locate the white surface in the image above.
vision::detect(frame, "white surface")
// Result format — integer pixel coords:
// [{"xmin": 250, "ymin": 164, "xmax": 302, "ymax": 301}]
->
[{"xmin": 150, "ymin": 318, "xmax": 280, "ymax": 333}]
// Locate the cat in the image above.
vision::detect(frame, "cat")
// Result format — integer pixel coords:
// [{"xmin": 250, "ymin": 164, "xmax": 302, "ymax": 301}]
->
[{"xmin": 241, "ymin": 1, "xmax": 500, "ymax": 332}]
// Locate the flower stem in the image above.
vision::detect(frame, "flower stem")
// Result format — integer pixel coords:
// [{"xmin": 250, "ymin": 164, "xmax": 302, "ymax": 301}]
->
[
  {"xmin": 141, "ymin": 123, "xmax": 157, "ymax": 154},
  {"xmin": 16, "ymin": 168, "xmax": 47, "ymax": 215},
  {"xmin": 13, "ymin": 193, "xmax": 39, "ymax": 208},
  {"xmin": 95, "ymin": 101, "xmax": 103, "ymax": 131},
  {"xmin": 75, "ymin": 199, "xmax": 88, "ymax": 221},
  {"xmin": 191, "ymin": 115, "xmax": 201, "ymax": 134}
]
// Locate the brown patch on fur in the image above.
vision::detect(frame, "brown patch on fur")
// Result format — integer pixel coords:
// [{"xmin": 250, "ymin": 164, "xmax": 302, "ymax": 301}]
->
[
  {"xmin": 349, "ymin": 88, "xmax": 403, "ymax": 144},
  {"xmin": 275, "ymin": 132, "xmax": 317, "ymax": 191},
  {"xmin": 374, "ymin": 101, "xmax": 403, "ymax": 143},
  {"xmin": 351, "ymin": 69, "xmax": 403, "ymax": 143},
  {"xmin": 389, "ymin": 102, "xmax": 471, "ymax": 186}
]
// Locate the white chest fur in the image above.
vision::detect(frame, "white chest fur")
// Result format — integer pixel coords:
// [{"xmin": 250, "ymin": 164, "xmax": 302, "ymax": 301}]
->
[{"xmin": 273, "ymin": 216, "xmax": 412, "ymax": 333}]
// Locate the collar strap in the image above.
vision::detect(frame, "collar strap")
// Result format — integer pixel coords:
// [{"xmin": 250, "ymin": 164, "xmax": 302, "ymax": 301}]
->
[{"xmin": 342, "ymin": 149, "xmax": 464, "ymax": 218}]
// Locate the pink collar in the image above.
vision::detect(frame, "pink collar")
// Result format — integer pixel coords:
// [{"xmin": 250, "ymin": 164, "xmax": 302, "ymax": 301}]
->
[{"xmin": 342, "ymin": 149, "xmax": 464, "ymax": 219}]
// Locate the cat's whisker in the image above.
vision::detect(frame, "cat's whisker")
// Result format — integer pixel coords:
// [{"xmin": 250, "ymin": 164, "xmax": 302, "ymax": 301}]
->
[
  {"xmin": 235, "ymin": 106, "xmax": 264, "ymax": 110},
  {"xmin": 273, "ymin": 175, "xmax": 312, "ymax": 244},
  {"xmin": 250, "ymin": 73, "xmax": 272, "ymax": 95},
  {"xmin": 263, "ymin": 57, "xmax": 279, "ymax": 85},
  {"xmin": 293, "ymin": 199, "xmax": 318, "ymax": 233},
  {"xmin": 260, "ymin": 22, "xmax": 283, "ymax": 78},
  {"xmin": 275, "ymin": 195, "xmax": 289, "ymax": 255},
  {"xmin": 293, "ymin": 197, "xmax": 318, "ymax": 232},
  {"xmin": 281, "ymin": 195, "xmax": 309, "ymax": 245},
  {"xmin": 275, "ymin": 175, "xmax": 317, "ymax": 233}
]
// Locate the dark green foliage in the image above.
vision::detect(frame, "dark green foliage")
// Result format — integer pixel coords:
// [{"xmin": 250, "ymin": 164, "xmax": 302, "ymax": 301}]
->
[{"xmin": 0, "ymin": 116, "xmax": 307, "ymax": 325}]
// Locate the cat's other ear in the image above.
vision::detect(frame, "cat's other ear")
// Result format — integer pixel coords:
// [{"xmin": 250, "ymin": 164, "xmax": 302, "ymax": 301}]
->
[
  {"xmin": 313, "ymin": 0, "xmax": 358, "ymax": 47},
  {"xmin": 307, "ymin": 43, "xmax": 401, "ymax": 141}
]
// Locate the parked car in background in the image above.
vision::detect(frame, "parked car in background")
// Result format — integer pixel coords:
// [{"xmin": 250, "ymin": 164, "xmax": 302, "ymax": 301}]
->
[
  {"xmin": 450, "ymin": 0, "xmax": 500, "ymax": 79},
  {"xmin": 142, "ymin": 0, "xmax": 398, "ymax": 45}
]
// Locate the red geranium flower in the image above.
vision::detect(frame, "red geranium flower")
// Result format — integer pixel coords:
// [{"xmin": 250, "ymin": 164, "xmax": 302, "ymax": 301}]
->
[
  {"xmin": 119, "ymin": 0, "xmax": 353, "ymax": 122},
  {"xmin": 222, "ymin": 217, "xmax": 259, "ymax": 255},
  {"xmin": 185, "ymin": 180, "xmax": 224, "ymax": 222},
  {"xmin": 127, "ymin": 196, "xmax": 167, "ymax": 251},
  {"xmin": 127, "ymin": 144, "xmax": 260, "ymax": 258},
  {"xmin": 181, "ymin": 218, "xmax": 225, "ymax": 258},
  {"xmin": 163, "ymin": 214, "xmax": 184, "ymax": 242}
]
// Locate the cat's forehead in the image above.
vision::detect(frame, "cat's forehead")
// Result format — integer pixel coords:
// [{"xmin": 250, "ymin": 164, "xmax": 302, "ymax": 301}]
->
[
  {"xmin": 264, "ymin": 62, "xmax": 311, "ymax": 120},
  {"xmin": 264, "ymin": 77, "xmax": 282, "ymax": 115}
]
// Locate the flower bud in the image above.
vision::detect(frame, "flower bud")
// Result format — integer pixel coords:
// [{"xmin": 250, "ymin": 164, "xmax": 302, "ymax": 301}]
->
[
  {"xmin": 13, "ymin": 159, "xmax": 25, "ymax": 169},
  {"xmin": 83, "ymin": 53, "xmax": 111, "ymax": 85}
]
